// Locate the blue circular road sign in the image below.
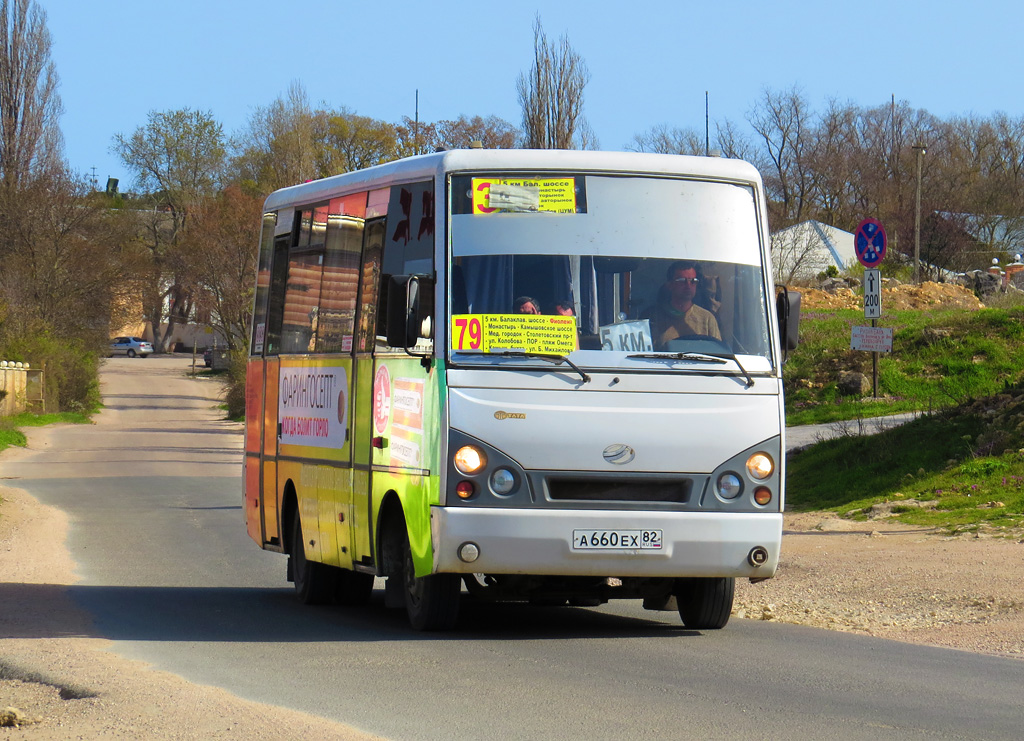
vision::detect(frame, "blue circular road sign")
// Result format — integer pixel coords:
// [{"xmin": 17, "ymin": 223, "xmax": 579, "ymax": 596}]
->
[{"xmin": 855, "ymin": 218, "xmax": 887, "ymax": 268}]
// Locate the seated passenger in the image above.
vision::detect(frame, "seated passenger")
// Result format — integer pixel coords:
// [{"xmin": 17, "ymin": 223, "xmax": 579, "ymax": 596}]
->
[
  {"xmin": 553, "ymin": 298, "xmax": 575, "ymax": 316},
  {"xmin": 514, "ymin": 296, "xmax": 541, "ymax": 314},
  {"xmin": 648, "ymin": 260, "xmax": 721, "ymax": 347}
]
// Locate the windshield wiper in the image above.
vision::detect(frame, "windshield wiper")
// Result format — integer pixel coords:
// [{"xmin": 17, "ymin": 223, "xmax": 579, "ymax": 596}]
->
[
  {"xmin": 627, "ymin": 351, "xmax": 754, "ymax": 388},
  {"xmin": 494, "ymin": 351, "xmax": 590, "ymax": 384}
]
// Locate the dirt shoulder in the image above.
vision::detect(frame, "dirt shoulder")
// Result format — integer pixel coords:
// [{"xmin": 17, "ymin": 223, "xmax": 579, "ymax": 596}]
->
[
  {"xmin": 0, "ymin": 482, "xmax": 381, "ymax": 740},
  {"xmin": 736, "ymin": 513, "xmax": 1024, "ymax": 658}
]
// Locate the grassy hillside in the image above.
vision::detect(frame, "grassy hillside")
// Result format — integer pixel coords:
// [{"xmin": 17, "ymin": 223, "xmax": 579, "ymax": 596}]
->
[
  {"xmin": 784, "ymin": 304, "xmax": 1024, "ymax": 426},
  {"xmin": 785, "ymin": 293, "xmax": 1024, "ymax": 532}
]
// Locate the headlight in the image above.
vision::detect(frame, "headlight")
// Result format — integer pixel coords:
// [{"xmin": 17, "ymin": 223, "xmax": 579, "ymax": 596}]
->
[
  {"xmin": 746, "ymin": 453, "xmax": 774, "ymax": 480},
  {"xmin": 454, "ymin": 445, "xmax": 487, "ymax": 474},
  {"xmin": 716, "ymin": 472, "xmax": 743, "ymax": 499}
]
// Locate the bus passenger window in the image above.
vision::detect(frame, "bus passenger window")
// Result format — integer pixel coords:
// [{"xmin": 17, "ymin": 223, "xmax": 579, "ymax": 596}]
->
[
  {"xmin": 315, "ymin": 211, "xmax": 364, "ymax": 353},
  {"xmin": 280, "ymin": 207, "xmax": 327, "ymax": 354}
]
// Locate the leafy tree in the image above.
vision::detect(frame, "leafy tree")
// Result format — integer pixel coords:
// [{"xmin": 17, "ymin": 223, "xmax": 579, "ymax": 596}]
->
[
  {"xmin": 113, "ymin": 108, "xmax": 225, "ymax": 351},
  {"xmin": 325, "ymin": 112, "xmax": 400, "ymax": 171},
  {"xmin": 432, "ymin": 115, "xmax": 519, "ymax": 150}
]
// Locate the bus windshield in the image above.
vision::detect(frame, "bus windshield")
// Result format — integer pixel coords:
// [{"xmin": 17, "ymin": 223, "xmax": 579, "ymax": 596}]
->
[{"xmin": 448, "ymin": 173, "xmax": 774, "ymax": 371}]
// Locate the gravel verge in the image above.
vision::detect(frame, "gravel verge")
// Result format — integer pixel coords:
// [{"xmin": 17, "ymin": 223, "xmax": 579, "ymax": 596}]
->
[{"xmin": 0, "ymin": 483, "xmax": 380, "ymax": 740}]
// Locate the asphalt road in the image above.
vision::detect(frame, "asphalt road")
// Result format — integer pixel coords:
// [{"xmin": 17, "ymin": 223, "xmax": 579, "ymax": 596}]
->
[{"xmin": 4, "ymin": 356, "xmax": 1023, "ymax": 740}]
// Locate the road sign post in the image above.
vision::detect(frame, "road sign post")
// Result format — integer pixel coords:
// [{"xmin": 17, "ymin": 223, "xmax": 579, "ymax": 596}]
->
[{"xmin": 855, "ymin": 220, "xmax": 888, "ymax": 398}]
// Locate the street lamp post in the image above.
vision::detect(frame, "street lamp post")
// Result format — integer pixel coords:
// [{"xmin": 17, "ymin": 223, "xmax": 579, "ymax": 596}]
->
[{"xmin": 913, "ymin": 144, "xmax": 926, "ymax": 284}]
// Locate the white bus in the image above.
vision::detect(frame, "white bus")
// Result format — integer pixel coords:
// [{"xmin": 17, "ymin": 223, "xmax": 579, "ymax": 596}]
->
[{"xmin": 244, "ymin": 149, "xmax": 800, "ymax": 631}]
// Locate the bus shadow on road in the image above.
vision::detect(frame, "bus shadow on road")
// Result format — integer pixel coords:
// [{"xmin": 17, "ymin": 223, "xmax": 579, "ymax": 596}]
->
[{"xmin": 0, "ymin": 583, "xmax": 700, "ymax": 643}]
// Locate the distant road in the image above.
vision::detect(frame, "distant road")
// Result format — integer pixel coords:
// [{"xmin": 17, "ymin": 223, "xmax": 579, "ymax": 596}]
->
[
  {"xmin": 4, "ymin": 359, "xmax": 1022, "ymax": 740},
  {"xmin": 787, "ymin": 412, "xmax": 920, "ymax": 451}
]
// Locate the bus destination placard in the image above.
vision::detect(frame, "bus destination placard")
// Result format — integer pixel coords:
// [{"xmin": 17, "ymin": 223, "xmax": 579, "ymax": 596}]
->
[{"xmin": 452, "ymin": 314, "xmax": 577, "ymax": 355}]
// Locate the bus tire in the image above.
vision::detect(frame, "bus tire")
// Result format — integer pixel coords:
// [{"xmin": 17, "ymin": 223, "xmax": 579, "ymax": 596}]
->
[
  {"xmin": 403, "ymin": 532, "xmax": 460, "ymax": 631},
  {"xmin": 674, "ymin": 577, "xmax": 734, "ymax": 630},
  {"xmin": 291, "ymin": 514, "xmax": 337, "ymax": 605},
  {"xmin": 335, "ymin": 569, "xmax": 374, "ymax": 606}
]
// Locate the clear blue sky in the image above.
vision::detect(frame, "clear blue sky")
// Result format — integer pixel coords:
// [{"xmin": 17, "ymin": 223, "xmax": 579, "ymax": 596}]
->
[{"xmin": 43, "ymin": 0, "xmax": 1024, "ymax": 189}]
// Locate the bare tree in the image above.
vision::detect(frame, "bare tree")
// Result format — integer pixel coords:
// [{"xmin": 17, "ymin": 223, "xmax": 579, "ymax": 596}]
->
[
  {"xmin": 629, "ymin": 124, "xmax": 704, "ymax": 155},
  {"xmin": 770, "ymin": 223, "xmax": 835, "ymax": 284},
  {"xmin": 715, "ymin": 119, "xmax": 757, "ymax": 161},
  {"xmin": 0, "ymin": 0, "xmax": 61, "ymax": 194},
  {"xmin": 747, "ymin": 86, "xmax": 814, "ymax": 228},
  {"xmin": 230, "ymin": 81, "xmax": 320, "ymax": 193},
  {"xmin": 516, "ymin": 16, "xmax": 591, "ymax": 149}
]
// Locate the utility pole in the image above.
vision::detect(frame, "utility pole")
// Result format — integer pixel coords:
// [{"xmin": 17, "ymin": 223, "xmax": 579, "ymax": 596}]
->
[
  {"xmin": 705, "ymin": 91, "xmax": 709, "ymax": 157},
  {"xmin": 913, "ymin": 144, "xmax": 926, "ymax": 284}
]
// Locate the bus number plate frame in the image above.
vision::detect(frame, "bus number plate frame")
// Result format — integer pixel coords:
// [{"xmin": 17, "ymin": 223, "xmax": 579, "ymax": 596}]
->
[{"xmin": 572, "ymin": 529, "xmax": 663, "ymax": 551}]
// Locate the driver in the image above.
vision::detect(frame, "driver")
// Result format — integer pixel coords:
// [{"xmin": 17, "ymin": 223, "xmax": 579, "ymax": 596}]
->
[{"xmin": 649, "ymin": 260, "xmax": 721, "ymax": 347}]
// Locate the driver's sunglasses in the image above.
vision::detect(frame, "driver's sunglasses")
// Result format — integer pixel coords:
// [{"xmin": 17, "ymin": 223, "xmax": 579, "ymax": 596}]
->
[{"xmin": 673, "ymin": 277, "xmax": 699, "ymax": 284}]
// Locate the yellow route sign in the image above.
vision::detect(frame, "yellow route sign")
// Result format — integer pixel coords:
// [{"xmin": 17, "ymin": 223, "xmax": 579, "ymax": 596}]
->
[
  {"xmin": 452, "ymin": 314, "xmax": 578, "ymax": 354},
  {"xmin": 471, "ymin": 177, "xmax": 577, "ymax": 214}
]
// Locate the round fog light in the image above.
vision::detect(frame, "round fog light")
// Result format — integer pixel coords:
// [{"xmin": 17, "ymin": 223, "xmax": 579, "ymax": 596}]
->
[
  {"xmin": 717, "ymin": 472, "xmax": 743, "ymax": 499},
  {"xmin": 753, "ymin": 486, "xmax": 772, "ymax": 506},
  {"xmin": 490, "ymin": 468, "xmax": 515, "ymax": 495},
  {"xmin": 458, "ymin": 542, "xmax": 480, "ymax": 563},
  {"xmin": 456, "ymin": 480, "xmax": 475, "ymax": 499}
]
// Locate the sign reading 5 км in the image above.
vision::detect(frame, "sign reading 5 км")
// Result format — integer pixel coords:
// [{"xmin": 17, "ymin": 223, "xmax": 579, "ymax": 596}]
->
[{"xmin": 452, "ymin": 314, "xmax": 577, "ymax": 354}]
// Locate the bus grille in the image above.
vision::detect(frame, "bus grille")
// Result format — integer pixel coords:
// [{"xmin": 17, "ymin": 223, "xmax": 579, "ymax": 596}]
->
[{"xmin": 547, "ymin": 478, "xmax": 691, "ymax": 503}]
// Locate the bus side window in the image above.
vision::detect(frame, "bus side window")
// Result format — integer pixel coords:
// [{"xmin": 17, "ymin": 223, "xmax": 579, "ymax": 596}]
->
[
  {"xmin": 378, "ymin": 181, "xmax": 435, "ymax": 352},
  {"xmin": 250, "ymin": 211, "xmax": 277, "ymax": 356},
  {"xmin": 355, "ymin": 218, "xmax": 386, "ymax": 354},
  {"xmin": 263, "ymin": 210, "xmax": 296, "ymax": 356},
  {"xmin": 280, "ymin": 205, "xmax": 328, "ymax": 354},
  {"xmin": 315, "ymin": 194, "xmax": 367, "ymax": 353}
]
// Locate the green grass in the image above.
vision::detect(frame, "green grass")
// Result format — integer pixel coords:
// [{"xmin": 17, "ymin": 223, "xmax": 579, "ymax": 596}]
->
[
  {"xmin": 787, "ymin": 389, "xmax": 1024, "ymax": 532},
  {"xmin": 0, "ymin": 411, "xmax": 94, "ymax": 454},
  {"xmin": 785, "ymin": 306, "xmax": 1024, "ymax": 425}
]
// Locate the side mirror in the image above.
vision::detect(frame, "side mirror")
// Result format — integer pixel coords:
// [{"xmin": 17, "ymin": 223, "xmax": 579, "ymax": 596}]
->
[
  {"xmin": 386, "ymin": 274, "xmax": 434, "ymax": 352},
  {"xmin": 776, "ymin": 287, "xmax": 801, "ymax": 354}
]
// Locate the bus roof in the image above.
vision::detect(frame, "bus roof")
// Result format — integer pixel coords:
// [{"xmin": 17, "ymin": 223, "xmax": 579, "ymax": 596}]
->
[{"xmin": 262, "ymin": 149, "xmax": 763, "ymax": 212}]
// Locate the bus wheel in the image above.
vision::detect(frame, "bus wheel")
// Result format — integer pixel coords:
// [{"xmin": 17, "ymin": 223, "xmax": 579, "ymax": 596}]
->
[
  {"xmin": 290, "ymin": 514, "xmax": 337, "ymax": 605},
  {"xmin": 674, "ymin": 577, "xmax": 734, "ymax": 630},
  {"xmin": 402, "ymin": 533, "xmax": 460, "ymax": 631},
  {"xmin": 335, "ymin": 570, "xmax": 374, "ymax": 606}
]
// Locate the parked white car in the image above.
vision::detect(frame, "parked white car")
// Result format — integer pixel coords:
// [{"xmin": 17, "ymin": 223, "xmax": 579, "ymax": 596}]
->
[{"xmin": 110, "ymin": 337, "xmax": 153, "ymax": 358}]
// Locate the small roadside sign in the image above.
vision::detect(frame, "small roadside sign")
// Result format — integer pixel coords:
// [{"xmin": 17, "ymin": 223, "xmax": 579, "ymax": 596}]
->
[
  {"xmin": 863, "ymin": 268, "xmax": 881, "ymax": 319},
  {"xmin": 851, "ymin": 325, "xmax": 893, "ymax": 353},
  {"xmin": 855, "ymin": 218, "xmax": 887, "ymax": 268}
]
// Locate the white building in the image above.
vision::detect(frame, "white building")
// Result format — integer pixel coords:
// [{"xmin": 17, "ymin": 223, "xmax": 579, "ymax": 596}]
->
[{"xmin": 770, "ymin": 221, "xmax": 856, "ymax": 284}]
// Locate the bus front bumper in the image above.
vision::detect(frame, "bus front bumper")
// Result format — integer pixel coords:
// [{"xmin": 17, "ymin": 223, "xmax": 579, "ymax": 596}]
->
[{"xmin": 431, "ymin": 507, "xmax": 782, "ymax": 579}]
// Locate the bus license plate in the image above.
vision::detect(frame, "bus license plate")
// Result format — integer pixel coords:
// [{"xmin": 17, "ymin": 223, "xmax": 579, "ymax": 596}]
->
[{"xmin": 572, "ymin": 529, "xmax": 663, "ymax": 551}]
